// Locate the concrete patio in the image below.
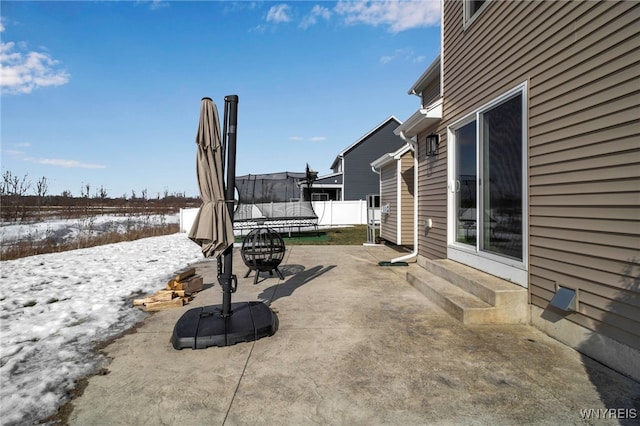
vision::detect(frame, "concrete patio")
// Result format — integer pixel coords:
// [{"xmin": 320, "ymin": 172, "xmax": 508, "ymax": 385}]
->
[{"xmin": 68, "ymin": 245, "xmax": 639, "ymax": 425}]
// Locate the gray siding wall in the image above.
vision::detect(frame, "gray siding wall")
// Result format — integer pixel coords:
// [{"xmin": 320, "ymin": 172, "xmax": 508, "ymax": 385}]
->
[
  {"xmin": 344, "ymin": 119, "xmax": 405, "ymax": 200},
  {"xmin": 435, "ymin": 1, "xmax": 639, "ymax": 350},
  {"xmin": 380, "ymin": 163, "xmax": 398, "ymax": 243}
]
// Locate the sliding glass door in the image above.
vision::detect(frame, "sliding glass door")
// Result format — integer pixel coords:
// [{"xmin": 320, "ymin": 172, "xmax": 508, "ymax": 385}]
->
[
  {"xmin": 454, "ymin": 120, "xmax": 477, "ymax": 246},
  {"xmin": 480, "ymin": 94, "xmax": 523, "ymax": 260},
  {"xmin": 448, "ymin": 85, "xmax": 527, "ymax": 284}
]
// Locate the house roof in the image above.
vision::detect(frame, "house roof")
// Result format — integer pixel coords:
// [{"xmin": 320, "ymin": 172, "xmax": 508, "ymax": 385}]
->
[
  {"xmin": 394, "ymin": 97, "xmax": 443, "ymax": 139},
  {"xmin": 314, "ymin": 172, "xmax": 343, "ymax": 185},
  {"xmin": 330, "ymin": 116, "xmax": 402, "ymax": 170},
  {"xmin": 370, "ymin": 143, "xmax": 413, "ymax": 171},
  {"xmin": 408, "ymin": 55, "xmax": 441, "ymax": 96}
]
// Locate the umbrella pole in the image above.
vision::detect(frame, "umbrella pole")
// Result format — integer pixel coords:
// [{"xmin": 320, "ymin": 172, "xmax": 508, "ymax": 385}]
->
[
  {"xmin": 171, "ymin": 95, "xmax": 277, "ymax": 349},
  {"xmin": 220, "ymin": 95, "xmax": 238, "ymax": 318}
]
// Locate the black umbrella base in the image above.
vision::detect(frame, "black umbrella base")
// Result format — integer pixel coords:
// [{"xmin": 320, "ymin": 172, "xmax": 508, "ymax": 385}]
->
[{"xmin": 171, "ymin": 301, "xmax": 278, "ymax": 349}]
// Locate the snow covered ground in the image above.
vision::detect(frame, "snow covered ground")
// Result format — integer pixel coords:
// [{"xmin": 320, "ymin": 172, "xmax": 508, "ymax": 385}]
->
[
  {"xmin": 0, "ymin": 218, "xmax": 205, "ymax": 425},
  {"xmin": 1, "ymin": 213, "xmax": 179, "ymax": 249}
]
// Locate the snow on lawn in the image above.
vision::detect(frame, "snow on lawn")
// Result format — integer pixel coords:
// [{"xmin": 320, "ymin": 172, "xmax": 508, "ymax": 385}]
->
[
  {"xmin": 1, "ymin": 213, "xmax": 179, "ymax": 247},
  {"xmin": 0, "ymin": 232, "xmax": 204, "ymax": 425}
]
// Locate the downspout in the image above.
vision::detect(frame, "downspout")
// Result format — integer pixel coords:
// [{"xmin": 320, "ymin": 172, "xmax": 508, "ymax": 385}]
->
[
  {"xmin": 390, "ymin": 131, "xmax": 419, "ymax": 263},
  {"xmin": 371, "ymin": 161, "xmax": 381, "ymax": 244}
]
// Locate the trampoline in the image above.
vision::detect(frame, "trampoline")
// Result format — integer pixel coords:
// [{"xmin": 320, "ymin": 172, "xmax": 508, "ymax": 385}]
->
[{"xmin": 234, "ymin": 170, "xmax": 319, "ymax": 235}]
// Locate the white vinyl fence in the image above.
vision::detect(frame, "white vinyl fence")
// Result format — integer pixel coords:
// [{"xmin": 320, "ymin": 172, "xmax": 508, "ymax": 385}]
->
[{"xmin": 180, "ymin": 200, "xmax": 376, "ymax": 233}]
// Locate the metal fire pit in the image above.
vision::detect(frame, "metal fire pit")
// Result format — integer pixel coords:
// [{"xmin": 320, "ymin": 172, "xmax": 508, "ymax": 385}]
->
[{"xmin": 241, "ymin": 228, "xmax": 285, "ymax": 284}]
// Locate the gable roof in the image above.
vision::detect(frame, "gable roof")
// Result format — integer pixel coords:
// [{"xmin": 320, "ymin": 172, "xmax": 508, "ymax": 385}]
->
[
  {"xmin": 370, "ymin": 143, "xmax": 413, "ymax": 171},
  {"xmin": 408, "ymin": 54, "xmax": 440, "ymax": 96},
  {"xmin": 394, "ymin": 97, "xmax": 443, "ymax": 139},
  {"xmin": 330, "ymin": 116, "xmax": 402, "ymax": 169},
  {"xmin": 314, "ymin": 172, "xmax": 343, "ymax": 185}
]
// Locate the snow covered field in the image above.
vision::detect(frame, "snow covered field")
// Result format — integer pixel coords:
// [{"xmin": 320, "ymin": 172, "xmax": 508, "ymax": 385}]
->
[
  {"xmin": 0, "ymin": 221, "xmax": 204, "ymax": 425},
  {"xmin": 1, "ymin": 213, "xmax": 179, "ymax": 249}
]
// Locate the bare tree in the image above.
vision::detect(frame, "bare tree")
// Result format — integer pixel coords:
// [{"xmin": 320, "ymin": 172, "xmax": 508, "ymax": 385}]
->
[
  {"xmin": 98, "ymin": 185, "xmax": 108, "ymax": 200},
  {"xmin": 81, "ymin": 183, "xmax": 91, "ymax": 199},
  {"xmin": 34, "ymin": 176, "xmax": 48, "ymax": 198},
  {"xmin": 95, "ymin": 185, "xmax": 108, "ymax": 214},
  {"xmin": 34, "ymin": 176, "xmax": 48, "ymax": 217},
  {"xmin": 2, "ymin": 171, "xmax": 32, "ymax": 221},
  {"xmin": 3, "ymin": 171, "xmax": 31, "ymax": 196}
]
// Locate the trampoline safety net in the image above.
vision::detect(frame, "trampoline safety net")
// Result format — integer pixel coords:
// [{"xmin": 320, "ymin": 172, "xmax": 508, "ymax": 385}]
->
[{"xmin": 234, "ymin": 171, "xmax": 318, "ymax": 232}]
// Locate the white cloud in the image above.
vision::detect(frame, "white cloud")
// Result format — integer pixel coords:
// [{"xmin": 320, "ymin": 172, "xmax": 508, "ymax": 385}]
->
[
  {"xmin": 134, "ymin": 0, "xmax": 169, "ymax": 10},
  {"xmin": 288, "ymin": 136, "xmax": 326, "ymax": 142},
  {"xmin": 335, "ymin": 0, "xmax": 440, "ymax": 32},
  {"xmin": 1, "ymin": 41, "xmax": 70, "ymax": 95},
  {"xmin": 24, "ymin": 157, "xmax": 106, "ymax": 169},
  {"xmin": 380, "ymin": 47, "xmax": 425, "ymax": 64},
  {"xmin": 266, "ymin": 4, "xmax": 292, "ymax": 23},
  {"xmin": 149, "ymin": 1, "xmax": 170, "ymax": 11},
  {"xmin": 2, "ymin": 142, "xmax": 32, "ymax": 157},
  {"xmin": 300, "ymin": 5, "xmax": 332, "ymax": 29}
]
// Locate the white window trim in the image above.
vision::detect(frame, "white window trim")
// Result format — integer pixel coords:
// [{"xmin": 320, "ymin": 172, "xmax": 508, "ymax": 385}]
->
[
  {"xmin": 463, "ymin": 0, "xmax": 491, "ymax": 30},
  {"xmin": 396, "ymin": 157, "xmax": 403, "ymax": 245},
  {"xmin": 447, "ymin": 82, "xmax": 528, "ymax": 287}
]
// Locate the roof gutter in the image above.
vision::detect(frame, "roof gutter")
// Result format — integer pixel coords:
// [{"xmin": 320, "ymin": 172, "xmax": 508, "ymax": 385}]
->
[{"xmin": 390, "ymin": 131, "xmax": 418, "ymax": 264}]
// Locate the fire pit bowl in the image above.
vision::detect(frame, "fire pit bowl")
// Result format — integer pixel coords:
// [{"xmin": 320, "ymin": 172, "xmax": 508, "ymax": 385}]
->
[{"xmin": 241, "ymin": 228, "xmax": 285, "ymax": 284}]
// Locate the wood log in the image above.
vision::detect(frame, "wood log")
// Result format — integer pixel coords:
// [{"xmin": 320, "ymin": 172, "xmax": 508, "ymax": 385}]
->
[
  {"xmin": 166, "ymin": 267, "xmax": 196, "ymax": 289},
  {"xmin": 142, "ymin": 297, "xmax": 184, "ymax": 311},
  {"xmin": 181, "ymin": 275, "xmax": 204, "ymax": 295},
  {"xmin": 133, "ymin": 292, "xmax": 174, "ymax": 306},
  {"xmin": 174, "ymin": 267, "xmax": 196, "ymax": 282}
]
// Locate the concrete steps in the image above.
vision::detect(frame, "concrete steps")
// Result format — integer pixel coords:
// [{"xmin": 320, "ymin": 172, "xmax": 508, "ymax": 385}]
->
[{"xmin": 406, "ymin": 259, "xmax": 528, "ymax": 325}]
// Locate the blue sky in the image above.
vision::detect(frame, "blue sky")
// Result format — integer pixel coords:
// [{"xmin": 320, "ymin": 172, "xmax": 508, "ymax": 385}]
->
[{"xmin": 1, "ymin": 1, "xmax": 440, "ymax": 198}]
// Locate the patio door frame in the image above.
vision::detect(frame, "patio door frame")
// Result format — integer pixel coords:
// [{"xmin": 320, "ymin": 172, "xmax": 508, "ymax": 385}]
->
[{"xmin": 446, "ymin": 82, "xmax": 528, "ymax": 287}]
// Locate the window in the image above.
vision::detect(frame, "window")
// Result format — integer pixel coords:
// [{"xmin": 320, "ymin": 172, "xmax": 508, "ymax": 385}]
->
[
  {"xmin": 448, "ymin": 84, "xmax": 527, "ymax": 285},
  {"xmin": 464, "ymin": 0, "xmax": 488, "ymax": 25}
]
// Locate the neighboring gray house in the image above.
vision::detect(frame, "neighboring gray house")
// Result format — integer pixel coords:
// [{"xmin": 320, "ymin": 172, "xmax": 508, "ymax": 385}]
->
[
  {"xmin": 316, "ymin": 116, "xmax": 406, "ymax": 201},
  {"xmin": 307, "ymin": 173, "xmax": 343, "ymax": 201}
]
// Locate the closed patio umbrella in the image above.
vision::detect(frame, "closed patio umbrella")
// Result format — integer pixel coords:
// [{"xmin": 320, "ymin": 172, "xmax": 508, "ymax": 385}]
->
[
  {"xmin": 173, "ymin": 95, "xmax": 276, "ymax": 350},
  {"xmin": 188, "ymin": 97, "xmax": 233, "ymax": 258}
]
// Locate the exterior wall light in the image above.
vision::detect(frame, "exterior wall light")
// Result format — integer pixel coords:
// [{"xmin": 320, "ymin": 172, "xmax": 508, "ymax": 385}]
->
[{"xmin": 426, "ymin": 133, "xmax": 440, "ymax": 157}]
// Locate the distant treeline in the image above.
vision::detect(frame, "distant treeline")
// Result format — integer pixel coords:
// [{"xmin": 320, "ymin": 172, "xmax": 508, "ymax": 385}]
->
[{"xmin": 1, "ymin": 171, "xmax": 201, "ymax": 222}]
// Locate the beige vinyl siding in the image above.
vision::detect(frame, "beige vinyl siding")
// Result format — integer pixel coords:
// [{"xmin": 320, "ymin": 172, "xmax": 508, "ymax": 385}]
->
[
  {"xmin": 380, "ymin": 164, "xmax": 397, "ymax": 244},
  {"xmin": 400, "ymin": 151, "xmax": 415, "ymax": 247},
  {"xmin": 421, "ymin": 77, "xmax": 441, "ymax": 108},
  {"xmin": 416, "ymin": 127, "xmax": 447, "ymax": 260},
  {"xmin": 441, "ymin": 0, "xmax": 640, "ymax": 349}
]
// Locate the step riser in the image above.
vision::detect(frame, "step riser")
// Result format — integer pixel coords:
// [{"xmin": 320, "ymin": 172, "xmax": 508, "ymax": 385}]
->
[
  {"xmin": 418, "ymin": 258, "xmax": 526, "ymax": 307},
  {"xmin": 406, "ymin": 273, "xmax": 465, "ymax": 322},
  {"xmin": 407, "ymin": 271, "xmax": 528, "ymax": 325}
]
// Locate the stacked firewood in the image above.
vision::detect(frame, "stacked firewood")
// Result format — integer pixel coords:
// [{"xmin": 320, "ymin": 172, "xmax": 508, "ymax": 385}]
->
[{"xmin": 133, "ymin": 267, "xmax": 204, "ymax": 311}]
